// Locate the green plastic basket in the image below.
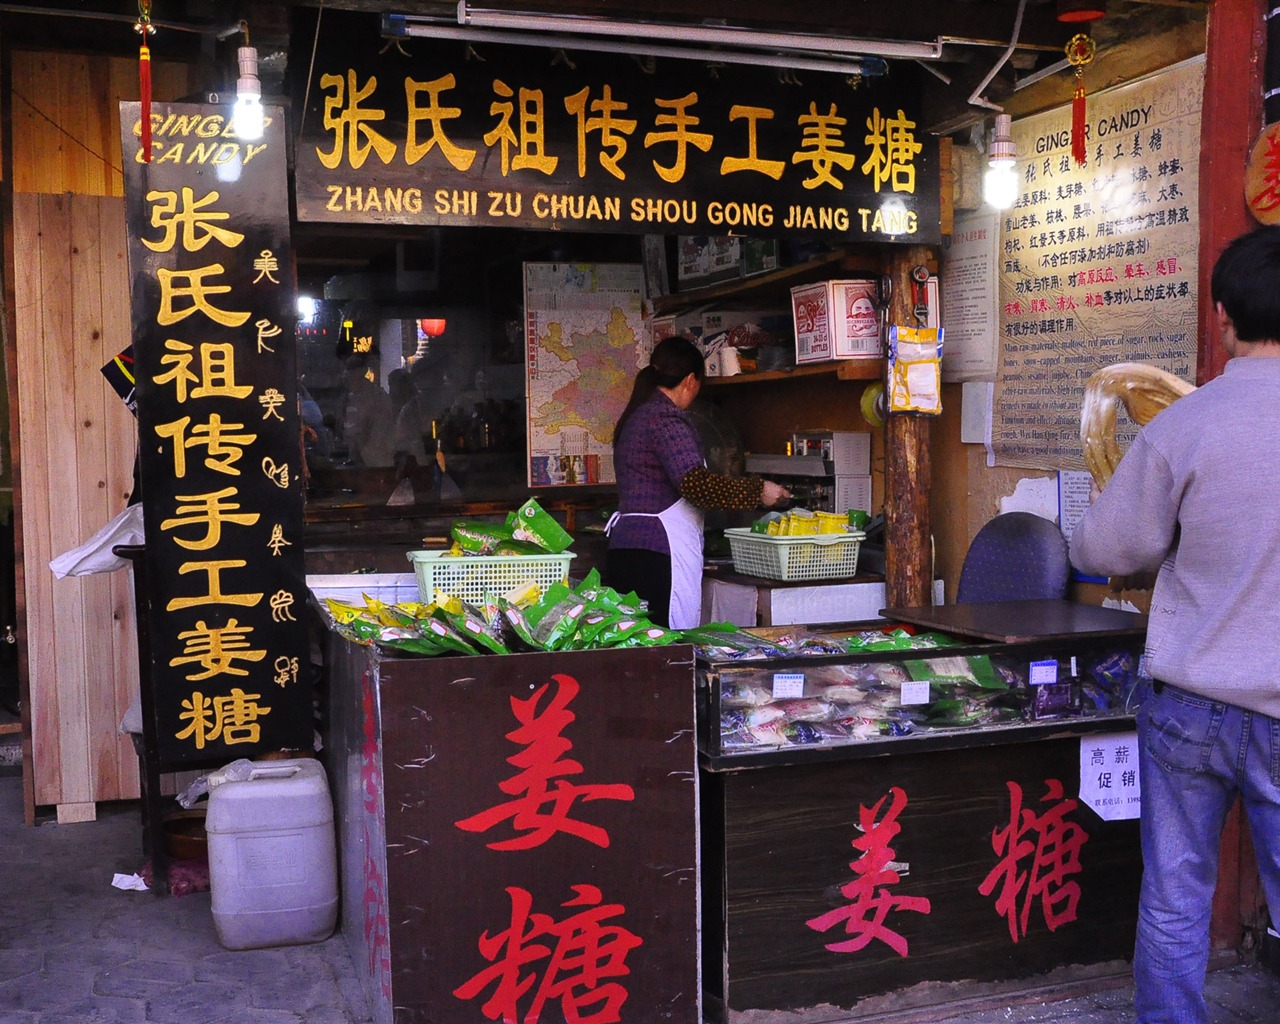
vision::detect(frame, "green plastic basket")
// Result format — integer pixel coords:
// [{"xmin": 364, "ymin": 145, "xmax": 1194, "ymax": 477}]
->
[{"xmin": 407, "ymin": 549, "xmax": 574, "ymax": 604}]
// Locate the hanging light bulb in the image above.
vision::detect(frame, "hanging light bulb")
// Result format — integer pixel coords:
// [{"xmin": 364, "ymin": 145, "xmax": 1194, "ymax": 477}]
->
[
  {"xmin": 232, "ymin": 22, "xmax": 264, "ymax": 141},
  {"xmin": 983, "ymin": 113, "xmax": 1019, "ymax": 210}
]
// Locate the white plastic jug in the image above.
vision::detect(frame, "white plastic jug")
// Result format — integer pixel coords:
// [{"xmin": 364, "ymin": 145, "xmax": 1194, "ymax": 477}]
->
[{"xmin": 205, "ymin": 757, "xmax": 338, "ymax": 950}]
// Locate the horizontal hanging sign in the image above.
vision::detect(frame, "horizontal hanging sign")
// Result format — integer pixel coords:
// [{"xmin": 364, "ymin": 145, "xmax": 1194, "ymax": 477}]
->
[{"xmin": 293, "ymin": 12, "xmax": 940, "ymax": 243}]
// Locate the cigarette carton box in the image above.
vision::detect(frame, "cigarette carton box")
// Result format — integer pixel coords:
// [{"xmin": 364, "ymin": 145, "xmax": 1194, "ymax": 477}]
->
[{"xmin": 791, "ymin": 279, "xmax": 882, "ymax": 363}]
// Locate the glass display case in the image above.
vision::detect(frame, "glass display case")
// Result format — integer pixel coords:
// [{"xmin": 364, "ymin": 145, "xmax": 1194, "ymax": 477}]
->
[{"xmin": 696, "ymin": 601, "xmax": 1148, "ymax": 768}]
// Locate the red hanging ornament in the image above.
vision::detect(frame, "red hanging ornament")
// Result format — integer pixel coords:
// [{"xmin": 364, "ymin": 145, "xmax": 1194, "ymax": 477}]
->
[
  {"xmin": 135, "ymin": 2, "xmax": 156, "ymax": 163},
  {"xmin": 1065, "ymin": 33, "xmax": 1096, "ymax": 167}
]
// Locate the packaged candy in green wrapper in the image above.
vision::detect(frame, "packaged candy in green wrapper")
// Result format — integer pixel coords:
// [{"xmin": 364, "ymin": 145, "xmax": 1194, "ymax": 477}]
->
[
  {"xmin": 451, "ymin": 519, "xmax": 515, "ymax": 554},
  {"xmin": 532, "ymin": 598, "xmax": 587, "ymax": 650},
  {"xmin": 498, "ymin": 598, "xmax": 540, "ymax": 650},
  {"xmin": 508, "ymin": 498, "xmax": 574, "ymax": 553},
  {"xmin": 526, "ymin": 582, "xmax": 574, "ymax": 627},
  {"xmin": 377, "ymin": 628, "xmax": 446, "ymax": 656},
  {"xmin": 620, "ymin": 623, "xmax": 677, "ymax": 647},
  {"xmin": 492, "ymin": 538, "xmax": 546, "ymax": 556},
  {"xmin": 423, "ymin": 612, "xmax": 483, "ymax": 655},
  {"xmin": 569, "ymin": 610, "xmax": 623, "ymax": 650},
  {"xmin": 455, "ymin": 608, "xmax": 509, "ymax": 655}
]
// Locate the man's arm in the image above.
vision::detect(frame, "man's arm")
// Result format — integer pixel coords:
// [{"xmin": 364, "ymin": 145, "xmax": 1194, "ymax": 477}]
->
[{"xmin": 1069, "ymin": 432, "xmax": 1180, "ymax": 578}]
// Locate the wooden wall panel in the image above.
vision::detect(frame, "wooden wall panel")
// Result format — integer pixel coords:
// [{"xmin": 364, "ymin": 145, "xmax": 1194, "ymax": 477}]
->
[
  {"xmin": 7, "ymin": 48, "xmax": 199, "ymax": 812},
  {"xmin": 11, "ymin": 50, "xmax": 198, "ymax": 198},
  {"xmin": 101, "ymin": 198, "xmax": 140, "ymax": 799},
  {"xmin": 14, "ymin": 194, "xmax": 138, "ymax": 813}
]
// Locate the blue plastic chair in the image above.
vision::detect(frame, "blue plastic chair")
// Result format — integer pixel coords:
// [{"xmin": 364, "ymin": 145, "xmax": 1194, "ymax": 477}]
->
[{"xmin": 955, "ymin": 512, "xmax": 1071, "ymax": 604}]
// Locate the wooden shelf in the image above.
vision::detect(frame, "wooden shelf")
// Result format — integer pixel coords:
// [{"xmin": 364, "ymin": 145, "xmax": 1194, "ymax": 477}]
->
[
  {"xmin": 652, "ymin": 248, "xmax": 880, "ymax": 316},
  {"xmin": 702, "ymin": 360, "xmax": 884, "ymax": 387}
]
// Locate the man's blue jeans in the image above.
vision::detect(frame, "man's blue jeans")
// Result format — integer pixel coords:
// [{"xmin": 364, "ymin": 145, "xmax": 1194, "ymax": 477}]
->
[{"xmin": 1135, "ymin": 681, "xmax": 1280, "ymax": 1023}]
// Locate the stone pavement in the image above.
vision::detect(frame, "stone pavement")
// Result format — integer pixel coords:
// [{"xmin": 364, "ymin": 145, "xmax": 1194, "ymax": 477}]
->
[
  {"xmin": 0, "ymin": 772, "xmax": 372, "ymax": 1024},
  {"xmin": 3, "ymin": 765, "xmax": 1280, "ymax": 1024}
]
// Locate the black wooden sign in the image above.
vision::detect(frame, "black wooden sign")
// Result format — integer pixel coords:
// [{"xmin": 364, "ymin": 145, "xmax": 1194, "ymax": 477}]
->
[
  {"xmin": 377, "ymin": 646, "xmax": 701, "ymax": 1024},
  {"xmin": 120, "ymin": 101, "xmax": 312, "ymax": 763},
  {"xmin": 293, "ymin": 10, "xmax": 940, "ymax": 243}
]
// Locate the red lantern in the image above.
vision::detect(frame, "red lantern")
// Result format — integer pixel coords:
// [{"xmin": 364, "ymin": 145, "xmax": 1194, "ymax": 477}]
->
[
  {"xmin": 418, "ymin": 318, "xmax": 447, "ymax": 337},
  {"xmin": 1057, "ymin": 0, "xmax": 1105, "ymax": 22}
]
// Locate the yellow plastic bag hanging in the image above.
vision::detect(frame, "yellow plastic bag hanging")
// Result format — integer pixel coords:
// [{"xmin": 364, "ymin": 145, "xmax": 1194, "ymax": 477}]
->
[{"xmin": 887, "ymin": 325, "xmax": 944, "ymax": 415}]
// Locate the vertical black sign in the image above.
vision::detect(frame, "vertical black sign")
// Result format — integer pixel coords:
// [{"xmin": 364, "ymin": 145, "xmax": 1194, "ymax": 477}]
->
[{"xmin": 120, "ymin": 101, "xmax": 311, "ymax": 762}]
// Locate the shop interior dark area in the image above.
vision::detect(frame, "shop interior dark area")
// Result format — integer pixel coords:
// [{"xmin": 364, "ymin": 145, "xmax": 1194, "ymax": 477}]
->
[
  {"xmin": 292, "ymin": 225, "xmax": 825, "ymax": 549},
  {"xmin": 293, "ymin": 224, "xmax": 635, "ymax": 512}
]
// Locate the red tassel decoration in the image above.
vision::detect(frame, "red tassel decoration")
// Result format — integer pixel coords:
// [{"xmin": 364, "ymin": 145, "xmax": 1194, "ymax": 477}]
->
[
  {"xmin": 1065, "ymin": 33, "xmax": 1095, "ymax": 168},
  {"xmin": 139, "ymin": 41, "xmax": 152, "ymax": 162},
  {"xmin": 1071, "ymin": 69, "xmax": 1087, "ymax": 166}
]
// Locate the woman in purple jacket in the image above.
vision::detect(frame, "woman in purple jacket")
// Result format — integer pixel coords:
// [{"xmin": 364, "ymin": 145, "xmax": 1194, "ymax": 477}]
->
[{"xmin": 605, "ymin": 336, "xmax": 789, "ymax": 628}]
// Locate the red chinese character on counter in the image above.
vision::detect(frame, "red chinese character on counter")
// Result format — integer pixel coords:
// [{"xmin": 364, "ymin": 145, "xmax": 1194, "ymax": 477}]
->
[
  {"xmin": 978, "ymin": 778, "xmax": 1088, "ymax": 943},
  {"xmin": 805, "ymin": 786, "xmax": 931, "ymax": 957},
  {"xmin": 455, "ymin": 673, "xmax": 635, "ymax": 850},
  {"xmin": 453, "ymin": 883, "xmax": 643, "ymax": 1024}
]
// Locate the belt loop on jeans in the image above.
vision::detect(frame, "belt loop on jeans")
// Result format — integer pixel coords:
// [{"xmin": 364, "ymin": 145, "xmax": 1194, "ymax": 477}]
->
[{"xmin": 1152, "ymin": 679, "xmax": 1164, "ymax": 694}]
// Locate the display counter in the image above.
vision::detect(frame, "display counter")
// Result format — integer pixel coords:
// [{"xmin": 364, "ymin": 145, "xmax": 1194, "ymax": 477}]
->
[
  {"xmin": 321, "ymin": 595, "xmax": 1148, "ymax": 1024},
  {"xmin": 697, "ymin": 600, "xmax": 1148, "ymax": 1023}
]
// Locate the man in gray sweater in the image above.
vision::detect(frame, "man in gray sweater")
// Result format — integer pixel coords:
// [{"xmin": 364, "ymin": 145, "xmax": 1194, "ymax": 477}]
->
[{"xmin": 1071, "ymin": 225, "xmax": 1280, "ymax": 1024}]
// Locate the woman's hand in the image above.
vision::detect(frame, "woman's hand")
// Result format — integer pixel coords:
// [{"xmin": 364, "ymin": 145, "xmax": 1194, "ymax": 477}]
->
[{"xmin": 761, "ymin": 481, "xmax": 791, "ymax": 507}]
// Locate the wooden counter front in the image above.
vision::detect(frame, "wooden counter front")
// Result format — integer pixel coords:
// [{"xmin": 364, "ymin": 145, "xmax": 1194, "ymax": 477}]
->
[{"xmin": 327, "ymin": 639, "xmax": 702, "ymax": 1024}]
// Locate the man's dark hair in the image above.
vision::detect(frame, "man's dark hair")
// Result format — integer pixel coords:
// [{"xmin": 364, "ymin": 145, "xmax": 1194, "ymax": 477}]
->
[{"xmin": 1210, "ymin": 225, "xmax": 1280, "ymax": 342}]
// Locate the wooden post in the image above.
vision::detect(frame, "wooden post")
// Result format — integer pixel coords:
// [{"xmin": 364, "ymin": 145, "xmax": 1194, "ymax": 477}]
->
[
  {"xmin": 1198, "ymin": 0, "xmax": 1266, "ymax": 384},
  {"xmin": 883, "ymin": 244, "xmax": 935, "ymax": 608}
]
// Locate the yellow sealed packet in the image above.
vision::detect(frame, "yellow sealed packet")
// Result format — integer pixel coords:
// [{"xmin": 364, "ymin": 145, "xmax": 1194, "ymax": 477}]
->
[
  {"xmin": 887, "ymin": 325, "xmax": 944, "ymax": 415},
  {"xmin": 815, "ymin": 511, "xmax": 848, "ymax": 534}
]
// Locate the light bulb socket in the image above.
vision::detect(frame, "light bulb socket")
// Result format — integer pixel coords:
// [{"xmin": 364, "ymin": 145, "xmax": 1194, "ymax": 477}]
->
[{"xmin": 988, "ymin": 113, "xmax": 1016, "ymax": 165}]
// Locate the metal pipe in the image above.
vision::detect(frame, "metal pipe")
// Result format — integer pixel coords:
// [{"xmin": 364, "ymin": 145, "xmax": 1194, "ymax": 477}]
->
[
  {"xmin": 967, "ymin": 0, "xmax": 1028, "ymax": 112},
  {"xmin": 452, "ymin": 3, "xmax": 944, "ymax": 60},
  {"xmin": 385, "ymin": 16, "xmax": 889, "ymax": 77}
]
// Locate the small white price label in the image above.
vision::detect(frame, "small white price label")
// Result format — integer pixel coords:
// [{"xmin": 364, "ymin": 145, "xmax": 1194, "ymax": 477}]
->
[
  {"xmin": 1029, "ymin": 659, "xmax": 1058, "ymax": 687},
  {"xmin": 900, "ymin": 679, "xmax": 931, "ymax": 705},
  {"xmin": 772, "ymin": 672, "xmax": 806, "ymax": 699}
]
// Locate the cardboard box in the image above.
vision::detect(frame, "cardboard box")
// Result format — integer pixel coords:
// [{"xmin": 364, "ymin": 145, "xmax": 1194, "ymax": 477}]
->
[
  {"xmin": 650, "ymin": 305, "xmax": 709, "ymax": 345},
  {"xmin": 740, "ymin": 238, "xmax": 780, "ymax": 277},
  {"xmin": 677, "ymin": 236, "xmax": 741, "ymax": 286},
  {"xmin": 791, "ymin": 279, "xmax": 882, "ymax": 363},
  {"xmin": 701, "ymin": 308, "xmax": 790, "ymax": 337}
]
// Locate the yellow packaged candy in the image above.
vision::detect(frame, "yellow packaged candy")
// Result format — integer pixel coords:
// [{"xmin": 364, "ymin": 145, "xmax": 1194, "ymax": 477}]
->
[
  {"xmin": 816, "ymin": 511, "xmax": 847, "ymax": 534},
  {"xmin": 788, "ymin": 510, "xmax": 820, "ymax": 535},
  {"xmin": 502, "ymin": 579, "xmax": 542, "ymax": 608},
  {"xmin": 434, "ymin": 590, "xmax": 464, "ymax": 615},
  {"xmin": 324, "ymin": 598, "xmax": 369, "ymax": 624}
]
